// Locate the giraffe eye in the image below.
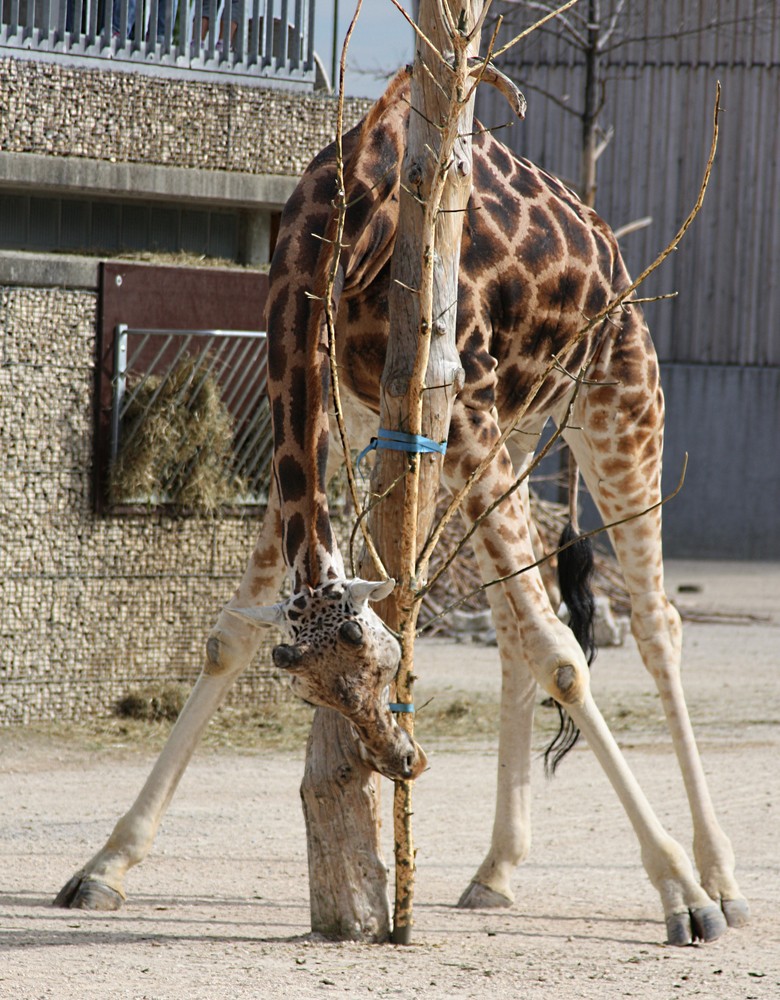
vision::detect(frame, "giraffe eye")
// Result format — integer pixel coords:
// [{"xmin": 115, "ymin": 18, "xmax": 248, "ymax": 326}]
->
[{"xmin": 339, "ymin": 620, "xmax": 364, "ymax": 646}]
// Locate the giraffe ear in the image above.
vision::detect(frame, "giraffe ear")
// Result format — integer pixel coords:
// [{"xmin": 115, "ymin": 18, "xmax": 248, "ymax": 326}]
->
[
  {"xmin": 224, "ymin": 603, "xmax": 286, "ymax": 628},
  {"xmin": 348, "ymin": 578, "xmax": 396, "ymax": 606}
]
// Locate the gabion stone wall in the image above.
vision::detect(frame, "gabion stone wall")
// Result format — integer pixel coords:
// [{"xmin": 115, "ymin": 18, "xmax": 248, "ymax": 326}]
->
[
  {"xmin": 0, "ymin": 286, "xmax": 287, "ymax": 724},
  {"xmin": 0, "ymin": 57, "xmax": 379, "ymax": 724},
  {"xmin": 0, "ymin": 57, "xmax": 374, "ymax": 176}
]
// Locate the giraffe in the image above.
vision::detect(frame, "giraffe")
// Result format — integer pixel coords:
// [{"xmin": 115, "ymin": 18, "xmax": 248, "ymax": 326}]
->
[{"xmin": 55, "ymin": 69, "xmax": 749, "ymax": 945}]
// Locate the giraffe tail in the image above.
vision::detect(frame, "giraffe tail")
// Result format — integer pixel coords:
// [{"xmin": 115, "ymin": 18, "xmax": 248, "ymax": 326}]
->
[
  {"xmin": 557, "ymin": 519, "xmax": 596, "ymax": 666},
  {"xmin": 543, "ymin": 458, "xmax": 596, "ymax": 775}
]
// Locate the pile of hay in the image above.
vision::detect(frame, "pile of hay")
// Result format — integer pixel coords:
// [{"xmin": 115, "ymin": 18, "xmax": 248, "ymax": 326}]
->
[{"xmin": 110, "ymin": 355, "xmax": 244, "ymax": 511}]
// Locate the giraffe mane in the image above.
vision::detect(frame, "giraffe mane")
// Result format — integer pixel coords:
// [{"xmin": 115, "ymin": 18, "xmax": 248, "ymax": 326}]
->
[{"xmin": 300, "ymin": 68, "xmax": 412, "ymax": 586}]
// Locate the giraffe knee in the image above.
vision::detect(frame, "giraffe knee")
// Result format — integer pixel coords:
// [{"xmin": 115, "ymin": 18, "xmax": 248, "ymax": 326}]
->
[
  {"xmin": 630, "ymin": 599, "xmax": 682, "ymax": 679},
  {"xmin": 204, "ymin": 627, "xmax": 256, "ymax": 678},
  {"xmin": 531, "ymin": 650, "xmax": 590, "ymax": 706},
  {"xmin": 523, "ymin": 621, "xmax": 591, "ymax": 705},
  {"xmin": 550, "ymin": 661, "xmax": 589, "ymax": 705}
]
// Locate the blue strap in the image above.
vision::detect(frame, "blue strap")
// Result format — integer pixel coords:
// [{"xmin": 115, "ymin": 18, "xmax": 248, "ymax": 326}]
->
[
  {"xmin": 356, "ymin": 428, "xmax": 447, "ymax": 479},
  {"xmin": 389, "ymin": 703, "xmax": 415, "ymax": 713}
]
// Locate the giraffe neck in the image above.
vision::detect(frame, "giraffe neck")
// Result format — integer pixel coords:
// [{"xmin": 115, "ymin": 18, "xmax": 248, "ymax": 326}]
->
[
  {"xmin": 265, "ymin": 71, "xmax": 409, "ymax": 590},
  {"xmin": 266, "ymin": 270, "xmax": 339, "ymax": 590}
]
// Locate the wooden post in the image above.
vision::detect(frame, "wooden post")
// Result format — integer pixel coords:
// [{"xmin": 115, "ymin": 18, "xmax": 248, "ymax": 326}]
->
[
  {"xmin": 367, "ymin": 0, "xmax": 484, "ymax": 945},
  {"xmin": 300, "ymin": 709, "xmax": 390, "ymax": 941}
]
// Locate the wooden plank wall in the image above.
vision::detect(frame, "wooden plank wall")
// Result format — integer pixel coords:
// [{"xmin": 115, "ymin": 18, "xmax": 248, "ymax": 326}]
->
[
  {"xmin": 477, "ymin": 0, "xmax": 780, "ymax": 367},
  {"xmin": 476, "ymin": 1, "xmax": 780, "ymax": 558}
]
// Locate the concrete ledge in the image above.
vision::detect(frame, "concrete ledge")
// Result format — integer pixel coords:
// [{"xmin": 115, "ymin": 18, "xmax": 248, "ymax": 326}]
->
[
  {"xmin": 0, "ymin": 250, "xmax": 100, "ymax": 290},
  {"xmin": 0, "ymin": 151, "xmax": 299, "ymax": 209}
]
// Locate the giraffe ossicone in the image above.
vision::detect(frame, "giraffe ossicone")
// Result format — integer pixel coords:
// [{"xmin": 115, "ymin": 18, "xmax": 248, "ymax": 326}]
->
[{"xmin": 225, "ymin": 576, "xmax": 396, "ymax": 632}]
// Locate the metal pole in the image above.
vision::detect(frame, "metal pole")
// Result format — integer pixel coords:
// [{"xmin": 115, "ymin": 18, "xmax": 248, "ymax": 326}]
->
[{"xmin": 330, "ymin": 0, "xmax": 338, "ymax": 92}]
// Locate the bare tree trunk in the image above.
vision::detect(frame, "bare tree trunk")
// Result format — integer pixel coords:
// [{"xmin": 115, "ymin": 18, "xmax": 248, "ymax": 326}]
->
[
  {"xmin": 302, "ymin": 0, "xmax": 483, "ymax": 946},
  {"xmin": 301, "ymin": 709, "xmax": 390, "ymax": 941}
]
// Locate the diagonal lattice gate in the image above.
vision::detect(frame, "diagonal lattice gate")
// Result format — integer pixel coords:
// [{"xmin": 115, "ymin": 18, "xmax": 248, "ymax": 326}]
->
[{"xmin": 110, "ymin": 325, "xmax": 272, "ymax": 510}]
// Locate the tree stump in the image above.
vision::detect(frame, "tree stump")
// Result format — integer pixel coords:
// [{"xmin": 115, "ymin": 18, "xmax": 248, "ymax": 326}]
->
[{"xmin": 300, "ymin": 708, "xmax": 390, "ymax": 941}]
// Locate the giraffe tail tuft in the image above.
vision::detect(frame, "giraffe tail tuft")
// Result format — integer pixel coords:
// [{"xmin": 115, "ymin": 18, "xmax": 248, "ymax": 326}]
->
[
  {"xmin": 557, "ymin": 520, "xmax": 596, "ymax": 666},
  {"xmin": 543, "ymin": 520, "xmax": 597, "ymax": 776}
]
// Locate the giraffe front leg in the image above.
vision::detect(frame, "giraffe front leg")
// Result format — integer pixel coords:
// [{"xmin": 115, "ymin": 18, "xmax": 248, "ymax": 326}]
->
[
  {"xmin": 54, "ymin": 665, "xmax": 249, "ymax": 910},
  {"xmin": 55, "ymin": 498, "xmax": 286, "ymax": 910},
  {"xmin": 457, "ymin": 578, "xmax": 537, "ymax": 910}
]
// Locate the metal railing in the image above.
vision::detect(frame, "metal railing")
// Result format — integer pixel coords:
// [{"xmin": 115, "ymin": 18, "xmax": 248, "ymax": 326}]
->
[
  {"xmin": 0, "ymin": 0, "xmax": 317, "ymax": 88},
  {"xmin": 111, "ymin": 325, "xmax": 272, "ymax": 509}
]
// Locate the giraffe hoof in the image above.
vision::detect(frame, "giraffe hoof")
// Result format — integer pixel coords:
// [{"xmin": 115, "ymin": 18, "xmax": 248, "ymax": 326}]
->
[
  {"xmin": 53, "ymin": 873, "xmax": 124, "ymax": 911},
  {"xmin": 665, "ymin": 903, "xmax": 727, "ymax": 946},
  {"xmin": 456, "ymin": 881, "xmax": 513, "ymax": 910},
  {"xmin": 691, "ymin": 903, "xmax": 728, "ymax": 941},
  {"xmin": 722, "ymin": 897, "xmax": 750, "ymax": 928}
]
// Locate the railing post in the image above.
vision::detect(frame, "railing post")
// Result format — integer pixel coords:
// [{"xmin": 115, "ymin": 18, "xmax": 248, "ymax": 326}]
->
[
  {"xmin": 111, "ymin": 325, "xmax": 129, "ymax": 466},
  {"xmin": 262, "ymin": 0, "xmax": 272, "ymax": 66},
  {"xmin": 247, "ymin": 0, "xmax": 260, "ymax": 65},
  {"xmin": 305, "ymin": 0, "xmax": 314, "ymax": 74},
  {"xmin": 40, "ymin": 0, "xmax": 52, "ymax": 41},
  {"xmin": 235, "ymin": 0, "xmax": 246, "ymax": 63},
  {"xmin": 278, "ymin": 0, "xmax": 288, "ymax": 68}
]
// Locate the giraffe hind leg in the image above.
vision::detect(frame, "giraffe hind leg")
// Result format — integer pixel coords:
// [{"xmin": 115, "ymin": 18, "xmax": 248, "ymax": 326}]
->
[
  {"xmin": 566, "ymin": 388, "xmax": 749, "ymax": 934},
  {"xmin": 456, "ymin": 513, "xmax": 537, "ymax": 909}
]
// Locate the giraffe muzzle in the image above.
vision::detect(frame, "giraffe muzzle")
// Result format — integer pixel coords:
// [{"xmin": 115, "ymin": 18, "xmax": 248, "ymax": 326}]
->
[{"xmin": 368, "ymin": 732, "xmax": 428, "ymax": 782}]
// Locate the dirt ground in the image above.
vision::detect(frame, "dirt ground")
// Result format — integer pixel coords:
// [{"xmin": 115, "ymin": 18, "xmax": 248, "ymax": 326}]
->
[{"xmin": 1, "ymin": 560, "xmax": 779, "ymax": 1000}]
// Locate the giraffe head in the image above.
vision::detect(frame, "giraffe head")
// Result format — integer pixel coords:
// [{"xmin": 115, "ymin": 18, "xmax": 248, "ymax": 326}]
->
[{"xmin": 228, "ymin": 578, "xmax": 427, "ymax": 781}]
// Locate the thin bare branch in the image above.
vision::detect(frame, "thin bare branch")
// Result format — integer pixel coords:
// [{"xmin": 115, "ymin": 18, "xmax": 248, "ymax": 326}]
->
[
  {"xmin": 417, "ymin": 455, "xmax": 689, "ymax": 634},
  {"xmin": 492, "ymin": 0, "xmax": 583, "ymax": 60},
  {"xmin": 433, "ymin": 0, "xmax": 459, "ymax": 38},
  {"xmin": 600, "ymin": 13, "xmax": 767, "ymax": 56},
  {"xmin": 419, "ymin": 55, "xmax": 455, "ymax": 104},
  {"xmin": 625, "ymin": 292, "xmax": 678, "ymax": 306},
  {"xmin": 405, "ymin": 94, "xmax": 447, "ymax": 132},
  {"xmin": 417, "ymin": 366, "xmax": 586, "ymax": 600},
  {"xmin": 598, "ymin": 0, "xmax": 628, "ymax": 51},
  {"xmin": 593, "ymin": 124, "xmax": 614, "ymax": 162},
  {"xmin": 515, "ymin": 77, "xmax": 582, "ymax": 118},
  {"xmin": 466, "ymin": 0, "xmax": 494, "ymax": 44},
  {"xmin": 388, "ymin": 0, "xmax": 451, "ymax": 71},
  {"xmin": 519, "ymin": 0, "xmax": 588, "ymax": 48},
  {"xmin": 613, "ymin": 216, "xmax": 652, "ymax": 240},
  {"xmin": 393, "ymin": 278, "xmax": 422, "ymax": 294},
  {"xmin": 348, "ymin": 467, "xmax": 408, "ymax": 578}
]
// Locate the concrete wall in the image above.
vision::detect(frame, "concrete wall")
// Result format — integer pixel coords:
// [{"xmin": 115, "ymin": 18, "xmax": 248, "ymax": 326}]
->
[{"xmin": 660, "ymin": 364, "xmax": 780, "ymax": 560}]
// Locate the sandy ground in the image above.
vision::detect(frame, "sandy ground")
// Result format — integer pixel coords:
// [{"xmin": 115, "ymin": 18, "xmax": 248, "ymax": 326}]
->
[{"xmin": 1, "ymin": 560, "xmax": 779, "ymax": 1000}]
